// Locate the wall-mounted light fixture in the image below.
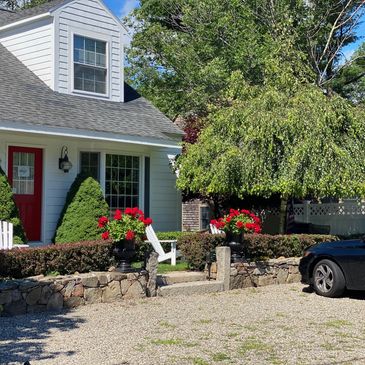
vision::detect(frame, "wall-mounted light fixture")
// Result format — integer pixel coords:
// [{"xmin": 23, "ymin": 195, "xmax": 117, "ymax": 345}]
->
[{"xmin": 59, "ymin": 146, "xmax": 73, "ymax": 173}]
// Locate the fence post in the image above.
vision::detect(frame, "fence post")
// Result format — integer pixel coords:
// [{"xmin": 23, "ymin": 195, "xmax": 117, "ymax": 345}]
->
[
  {"xmin": 216, "ymin": 246, "xmax": 231, "ymax": 291},
  {"xmin": 303, "ymin": 201, "xmax": 311, "ymax": 223}
]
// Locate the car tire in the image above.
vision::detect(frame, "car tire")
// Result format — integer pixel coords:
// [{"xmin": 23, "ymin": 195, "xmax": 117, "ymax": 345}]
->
[{"xmin": 312, "ymin": 259, "xmax": 345, "ymax": 298}]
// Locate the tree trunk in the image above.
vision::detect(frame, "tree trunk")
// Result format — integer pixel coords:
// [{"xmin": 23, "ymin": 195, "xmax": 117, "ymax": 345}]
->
[{"xmin": 278, "ymin": 197, "xmax": 288, "ymax": 234}]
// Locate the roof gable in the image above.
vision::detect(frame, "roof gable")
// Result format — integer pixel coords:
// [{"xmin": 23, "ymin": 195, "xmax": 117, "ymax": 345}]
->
[
  {"xmin": 0, "ymin": 0, "xmax": 127, "ymax": 34},
  {"xmin": 0, "ymin": 43, "xmax": 183, "ymax": 142}
]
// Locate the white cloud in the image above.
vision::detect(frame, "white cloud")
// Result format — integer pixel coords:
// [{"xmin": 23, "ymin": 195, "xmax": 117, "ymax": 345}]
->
[{"xmin": 119, "ymin": 0, "xmax": 139, "ymax": 18}]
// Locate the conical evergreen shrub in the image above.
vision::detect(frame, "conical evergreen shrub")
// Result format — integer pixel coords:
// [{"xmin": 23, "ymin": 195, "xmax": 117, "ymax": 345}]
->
[
  {"xmin": 0, "ymin": 166, "xmax": 27, "ymax": 244},
  {"xmin": 54, "ymin": 174, "xmax": 109, "ymax": 243}
]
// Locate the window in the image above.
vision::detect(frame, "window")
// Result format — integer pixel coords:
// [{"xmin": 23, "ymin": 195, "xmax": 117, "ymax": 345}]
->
[
  {"xmin": 74, "ymin": 35, "xmax": 107, "ymax": 94},
  {"xmin": 105, "ymin": 154, "xmax": 140, "ymax": 211},
  {"xmin": 200, "ymin": 206, "xmax": 211, "ymax": 230},
  {"xmin": 80, "ymin": 152, "xmax": 100, "ymax": 180}
]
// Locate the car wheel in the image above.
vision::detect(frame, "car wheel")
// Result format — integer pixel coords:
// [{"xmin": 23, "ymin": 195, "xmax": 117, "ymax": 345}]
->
[{"xmin": 312, "ymin": 259, "xmax": 345, "ymax": 298}]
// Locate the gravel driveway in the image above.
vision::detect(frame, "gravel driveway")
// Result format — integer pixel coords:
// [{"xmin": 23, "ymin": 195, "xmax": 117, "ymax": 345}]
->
[{"xmin": 1, "ymin": 283, "xmax": 365, "ymax": 365}]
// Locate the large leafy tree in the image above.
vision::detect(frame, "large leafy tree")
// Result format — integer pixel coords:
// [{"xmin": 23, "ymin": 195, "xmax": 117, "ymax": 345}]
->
[{"xmin": 126, "ymin": 0, "xmax": 365, "ymax": 118}]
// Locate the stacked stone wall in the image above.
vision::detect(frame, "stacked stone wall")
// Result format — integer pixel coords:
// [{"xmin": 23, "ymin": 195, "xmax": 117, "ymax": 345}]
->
[
  {"xmin": 230, "ymin": 258, "xmax": 301, "ymax": 289},
  {"xmin": 0, "ymin": 271, "xmax": 148, "ymax": 316}
]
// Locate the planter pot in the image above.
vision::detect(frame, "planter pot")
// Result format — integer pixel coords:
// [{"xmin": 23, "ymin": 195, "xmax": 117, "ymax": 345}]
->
[
  {"xmin": 225, "ymin": 231, "xmax": 245, "ymax": 263},
  {"xmin": 113, "ymin": 239, "xmax": 136, "ymax": 272}
]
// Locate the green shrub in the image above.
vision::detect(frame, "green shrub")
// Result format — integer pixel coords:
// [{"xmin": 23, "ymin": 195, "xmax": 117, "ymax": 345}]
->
[
  {"xmin": 244, "ymin": 233, "xmax": 338, "ymax": 259},
  {"xmin": 179, "ymin": 233, "xmax": 225, "ymax": 270},
  {"xmin": 0, "ymin": 166, "xmax": 27, "ymax": 244},
  {"xmin": 178, "ymin": 233, "xmax": 338, "ymax": 269},
  {"xmin": 0, "ymin": 240, "xmax": 115, "ymax": 279},
  {"xmin": 54, "ymin": 174, "xmax": 109, "ymax": 243},
  {"xmin": 156, "ymin": 231, "xmax": 192, "ymax": 240}
]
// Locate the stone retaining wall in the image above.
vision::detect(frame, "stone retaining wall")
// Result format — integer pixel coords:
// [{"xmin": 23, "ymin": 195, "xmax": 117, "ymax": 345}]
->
[
  {"xmin": 0, "ymin": 270, "xmax": 148, "ymax": 316},
  {"xmin": 230, "ymin": 257, "xmax": 301, "ymax": 290}
]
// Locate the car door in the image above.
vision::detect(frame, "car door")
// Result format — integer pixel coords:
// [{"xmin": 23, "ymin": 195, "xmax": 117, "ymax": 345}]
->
[{"xmin": 337, "ymin": 241, "xmax": 365, "ymax": 290}]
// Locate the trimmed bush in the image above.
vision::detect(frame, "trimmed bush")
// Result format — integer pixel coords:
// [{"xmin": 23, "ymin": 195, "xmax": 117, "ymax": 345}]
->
[
  {"xmin": 178, "ymin": 233, "xmax": 338, "ymax": 270},
  {"xmin": 0, "ymin": 240, "xmax": 115, "ymax": 279},
  {"xmin": 0, "ymin": 166, "xmax": 27, "ymax": 244},
  {"xmin": 179, "ymin": 233, "xmax": 225, "ymax": 270},
  {"xmin": 244, "ymin": 233, "xmax": 338, "ymax": 259},
  {"xmin": 155, "ymin": 231, "xmax": 193, "ymax": 240},
  {"xmin": 54, "ymin": 174, "xmax": 109, "ymax": 243}
]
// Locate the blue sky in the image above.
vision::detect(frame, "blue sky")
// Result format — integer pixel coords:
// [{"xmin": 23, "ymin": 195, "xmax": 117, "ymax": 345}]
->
[
  {"xmin": 105, "ymin": 0, "xmax": 364, "ymax": 59},
  {"xmin": 104, "ymin": 0, "xmax": 139, "ymax": 18}
]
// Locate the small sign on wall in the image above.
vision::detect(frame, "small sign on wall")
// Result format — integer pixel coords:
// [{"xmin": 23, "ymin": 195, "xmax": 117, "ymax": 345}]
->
[{"xmin": 18, "ymin": 166, "xmax": 30, "ymax": 178}]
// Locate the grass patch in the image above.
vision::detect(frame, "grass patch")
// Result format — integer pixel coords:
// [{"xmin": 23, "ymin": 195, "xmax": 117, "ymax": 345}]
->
[
  {"xmin": 212, "ymin": 353, "xmax": 230, "ymax": 361},
  {"xmin": 131, "ymin": 261, "xmax": 189, "ymax": 273},
  {"xmin": 324, "ymin": 320, "xmax": 352, "ymax": 329},
  {"xmin": 227, "ymin": 332, "xmax": 240, "ymax": 338},
  {"xmin": 151, "ymin": 338, "xmax": 183, "ymax": 346},
  {"xmin": 192, "ymin": 358, "xmax": 210, "ymax": 365},
  {"xmin": 239, "ymin": 338, "xmax": 273, "ymax": 355},
  {"xmin": 159, "ymin": 321, "xmax": 177, "ymax": 329}
]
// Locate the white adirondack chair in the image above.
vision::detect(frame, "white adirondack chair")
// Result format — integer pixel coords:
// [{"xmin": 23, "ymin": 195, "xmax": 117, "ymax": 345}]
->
[
  {"xmin": 145, "ymin": 225, "xmax": 179, "ymax": 265},
  {"xmin": 0, "ymin": 221, "xmax": 13, "ymax": 250},
  {"xmin": 210, "ymin": 223, "xmax": 223, "ymax": 235}
]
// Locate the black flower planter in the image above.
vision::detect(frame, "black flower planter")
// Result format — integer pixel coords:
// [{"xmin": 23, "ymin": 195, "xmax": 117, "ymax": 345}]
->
[
  {"xmin": 113, "ymin": 240, "xmax": 136, "ymax": 272},
  {"xmin": 225, "ymin": 231, "xmax": 245, "ymax": 263}
]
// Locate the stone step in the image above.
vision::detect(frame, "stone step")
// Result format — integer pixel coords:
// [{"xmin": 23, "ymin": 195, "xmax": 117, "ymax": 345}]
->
[
  {"xmin": 158, "ymin": 280, "xmax": 224, "ymax": 297},
  {"xmin": 157, "ymin": 271, "xmax": 207, "ymax": 286}
]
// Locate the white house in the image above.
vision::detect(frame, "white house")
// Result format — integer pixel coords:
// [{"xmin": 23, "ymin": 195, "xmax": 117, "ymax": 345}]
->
[{"xmin": 0, "ymin": 0, "xmax": 183, "ymax": 244}]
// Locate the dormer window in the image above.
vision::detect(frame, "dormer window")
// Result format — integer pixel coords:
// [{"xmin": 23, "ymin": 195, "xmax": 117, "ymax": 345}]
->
[{"xmin": 73, "ymin": 35, "xmax": 107, "ymax": 95}]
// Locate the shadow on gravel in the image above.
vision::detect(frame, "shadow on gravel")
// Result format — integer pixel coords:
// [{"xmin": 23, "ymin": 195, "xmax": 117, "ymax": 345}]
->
[
  {"xmin": 302, "ymin": 285, "xmax": 365, "ymax": 300},
  {"xmin": 0, "ymin": 310, "xmax": 84, "ymax": 364}
]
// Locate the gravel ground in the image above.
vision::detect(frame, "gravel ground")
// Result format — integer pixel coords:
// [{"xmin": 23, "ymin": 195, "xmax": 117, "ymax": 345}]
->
[{"xmin": 1, "ymin": 283, "xmax": 365, "ymax": 365}]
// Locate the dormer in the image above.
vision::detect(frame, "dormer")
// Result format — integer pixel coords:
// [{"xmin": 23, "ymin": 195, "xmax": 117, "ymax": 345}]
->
[{"xmin": 0, "ymin": 0, "xmax": 128, "ymax": 102}]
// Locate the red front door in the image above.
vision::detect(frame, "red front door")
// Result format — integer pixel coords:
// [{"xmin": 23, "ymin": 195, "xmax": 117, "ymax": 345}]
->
[{"xmin": 8, "ymin": 146, "xmax": 43, "ymax": 241}]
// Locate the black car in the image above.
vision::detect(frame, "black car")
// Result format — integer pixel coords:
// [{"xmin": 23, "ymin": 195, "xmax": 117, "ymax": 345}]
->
[{"xmin": 299, "ymin": 239, "xmax": 365, "ymax": 298}]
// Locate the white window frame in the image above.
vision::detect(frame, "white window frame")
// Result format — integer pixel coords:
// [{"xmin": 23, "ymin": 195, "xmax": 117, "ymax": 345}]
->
[
  {"xmin": 68, "ymin": 28, "xmax": 111, "ymax": 99},
  {"xmin": 103, "ymin": 152, "xmax": 145, "ymax": 211}
]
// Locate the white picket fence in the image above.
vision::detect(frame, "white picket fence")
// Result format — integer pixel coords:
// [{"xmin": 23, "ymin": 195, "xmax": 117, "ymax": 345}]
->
[{"xmin": 293, "ymin": 201, "xmax": 365, "ymax": 236}]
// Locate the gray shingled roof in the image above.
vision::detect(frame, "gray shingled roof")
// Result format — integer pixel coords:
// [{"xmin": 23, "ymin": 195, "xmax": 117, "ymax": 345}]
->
[
  {"xmin": 0, "ymin": 44, "xmax": 183, "ymax": 142},
  {"xmin": 0, "ymin": 0, "xmax": 66, "ymax": 27}
]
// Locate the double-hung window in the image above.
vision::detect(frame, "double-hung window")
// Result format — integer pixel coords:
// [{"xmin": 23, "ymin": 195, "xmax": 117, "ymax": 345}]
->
[{"xmin": 74, "ymin": 35, "xmax": 107, "ymax": 95}]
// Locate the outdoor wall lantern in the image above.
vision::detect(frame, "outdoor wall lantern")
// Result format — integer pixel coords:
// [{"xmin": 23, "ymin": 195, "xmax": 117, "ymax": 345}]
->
[{"xmin": 59, "ymin": 146, "xmax": 73, "ymax": 173}]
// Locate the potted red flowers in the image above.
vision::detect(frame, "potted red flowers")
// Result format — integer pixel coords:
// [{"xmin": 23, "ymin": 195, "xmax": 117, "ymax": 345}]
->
[
  {"xmin": 211, "ymin": 209, "xmax": 262, "ymax": 262},
  {"xmin": 98, "ymin": 207, "xmax": 153, "ymax": 272}
]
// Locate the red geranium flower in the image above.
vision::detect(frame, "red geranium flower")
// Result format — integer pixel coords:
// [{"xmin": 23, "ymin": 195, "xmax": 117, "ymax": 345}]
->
[
  {"xmin": 114, "ymin": 209, "xmax": 122, "ymax": 220},
  {"xmin": 143, "ymin": 217, "xmax": 153, "ymax": 226},
  {"xmin": 126, "ymin": 230, "xmax": 135, "ymax": 241},
  {"xmin": 101, "ymin": 231, "xmax": 109, "ymax": 240},
  {"xmin": 98, "ymin": 216, "xmax": 109, "ymax": 228},
  {"xmin": 236, "ymin": 221, "xmax": 244, "ymax": 229}
]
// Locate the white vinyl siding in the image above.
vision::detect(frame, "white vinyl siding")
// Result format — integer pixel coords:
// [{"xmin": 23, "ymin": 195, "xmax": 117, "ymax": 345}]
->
[
  {"xmin": 0, "ymin": 18, "xmax": 53, "ymax": 88},
  {"xmin": 149, "ymin": 148, "xmax": 182, "ymax": 231},
  {"xmin": 55, "ymin": 0, "xmax": 124, "ymax": 101}
]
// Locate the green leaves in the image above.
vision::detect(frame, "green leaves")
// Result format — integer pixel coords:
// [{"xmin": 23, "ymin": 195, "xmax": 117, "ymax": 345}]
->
[{"xmin": 177, "ymin": 83, "xmax": 365, "ymax": 200}]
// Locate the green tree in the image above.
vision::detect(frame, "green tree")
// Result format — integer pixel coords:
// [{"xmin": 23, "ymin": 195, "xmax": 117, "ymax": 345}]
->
[
  {"xmin": 126, "ymin": 0, "xmax": 365, "ymax": 118},
  {"xmin": 333, "ymin": 42, "xmax": 365, "ymax": 103},
  {"xmin": 176, "ymin": 69, "xmax": 365, "ymax": 232},
  {"xmin": 0, "ymin": 167, "xmax": 27, "ymax": 244},
  {"xmin": 54, "ymin": 174, "xmax": 109, "ymax": 243}
]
